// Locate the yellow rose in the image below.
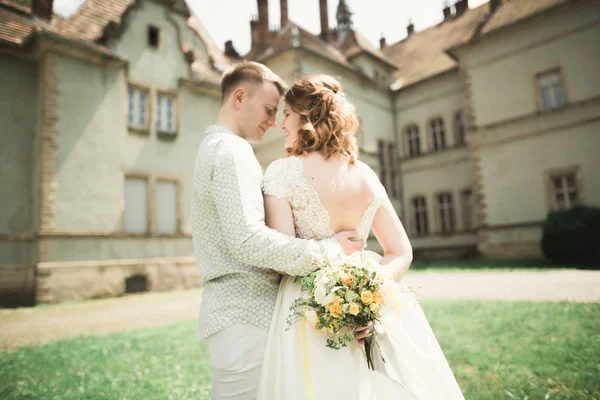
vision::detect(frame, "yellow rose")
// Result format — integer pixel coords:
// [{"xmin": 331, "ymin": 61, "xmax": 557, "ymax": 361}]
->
[
  {"xmin": 373, "ymin": 292, "xmax": 384, "ymax": 304},
  {"xmin": 361, "ymin": 290, "xmax": 373, "ymax": 305},
  {"xmin": 329, "ymin": 303, "xmax": 343, "ymax": 318},
  {"xmin": 333, "ymin": 296, "xmax": 343, "ymax": 305},
  {"xmin": 369, "ymin": 303, "xmax": 380, "ymax": 312},
  {"xmin": 348, "ymin": 303, "xmax": 360, "ymax": 316}
]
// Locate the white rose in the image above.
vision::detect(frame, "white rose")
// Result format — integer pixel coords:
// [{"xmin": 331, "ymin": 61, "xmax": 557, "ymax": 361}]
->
[
  {"xmin": 305, "ymin": 309, "xmax": 319, "ymax": 327},
  {"xmin": 314, "ymin": 283, "xmax": 328, "ymax": 305}
]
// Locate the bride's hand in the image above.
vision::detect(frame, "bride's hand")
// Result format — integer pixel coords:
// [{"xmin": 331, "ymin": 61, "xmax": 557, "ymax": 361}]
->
[
  {"xmin": 354, "ymin": 321, "xmax": 374, "ymax": 345},
  {"xmin": 334, "ymin": 230, "xmax": 364, "ymax": 255}
]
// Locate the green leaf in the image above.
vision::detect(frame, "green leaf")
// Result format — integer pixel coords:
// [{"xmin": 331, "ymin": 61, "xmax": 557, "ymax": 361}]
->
[{"xmin": 345, "ymin": 290, "xmax": 359, "ymax": 302}]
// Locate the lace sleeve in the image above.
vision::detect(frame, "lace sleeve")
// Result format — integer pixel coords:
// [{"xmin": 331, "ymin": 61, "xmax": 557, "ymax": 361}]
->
[{"xmin": 262, "ymin": 158, "xmax": 290, "ymax": 200}]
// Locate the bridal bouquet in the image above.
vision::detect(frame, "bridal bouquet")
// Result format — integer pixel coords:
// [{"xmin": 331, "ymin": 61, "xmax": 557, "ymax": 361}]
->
[{"xmin": 286, "ymin": 251, "xmax": 393, "ymax": 370}]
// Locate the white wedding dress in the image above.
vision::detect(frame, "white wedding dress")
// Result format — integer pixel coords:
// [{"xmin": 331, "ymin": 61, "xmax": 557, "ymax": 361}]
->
[{"xmin": 258, "ymin": 156, "xmax": 464, "ymax": 400}]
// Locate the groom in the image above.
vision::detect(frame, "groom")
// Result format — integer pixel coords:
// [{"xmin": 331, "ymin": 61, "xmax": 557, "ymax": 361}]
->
[{"xmin": 191, "ymin": 61, "xmax": 366, "ymax": 399}]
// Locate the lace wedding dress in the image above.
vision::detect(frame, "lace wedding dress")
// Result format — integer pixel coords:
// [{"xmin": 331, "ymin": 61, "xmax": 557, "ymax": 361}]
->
[{"xmin": 257, "ymin": 156, "xmax": 464, "ymax": 400}]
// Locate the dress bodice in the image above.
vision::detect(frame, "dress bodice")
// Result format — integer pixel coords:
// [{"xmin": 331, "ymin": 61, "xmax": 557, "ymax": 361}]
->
[{"xmin": 262, "ymin": 156, "xmax": 384, "ymax": 242}]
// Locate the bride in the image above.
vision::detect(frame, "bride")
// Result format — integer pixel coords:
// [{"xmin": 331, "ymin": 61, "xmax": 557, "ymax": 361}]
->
[{"xmin": 257, "ymin": 74, "xmax": 464, "ymax": 400}]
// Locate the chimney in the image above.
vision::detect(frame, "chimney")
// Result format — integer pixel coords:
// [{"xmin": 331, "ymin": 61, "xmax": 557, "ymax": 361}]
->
[
  {"xmin": 280, "ymin": 0, "xmax": 289, "ymax": 28},
  {"xmin": 32, "ymin": 0, "xmax": 54, "ymax": 22},
  {"xmin": 319, "ymin": 0, "xmax": 329, "ymax": 41},
  {"xmin": 407, "ymin": 19, "xmax": 414, "ymax": 36},
  {"xmin": 257, "ymin": 0, "xmax": 269, "ymax": 39},
  {"xmin": 250, "ymin": 17, "xmax": 260, "ymax": 49},
  {"xmin": 490, "ymin": 0, "xmax": 502, "ymax": 12},
  {"xmin": 455, "ymin": 0, "xmax": 468, "ymax": 17},
  {"xmin": 224, "ymin": 40, "xmax": 241, "ymax": 59},
  {"xmin": 379, "ymin": 35, "xmax": 386, "ymax": 50},
  {"xmin": 443, "ymin": 4, "xmax": 452, "ymax": 20}
]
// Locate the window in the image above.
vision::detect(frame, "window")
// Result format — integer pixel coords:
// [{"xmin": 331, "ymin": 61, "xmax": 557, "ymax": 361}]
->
[
  {"xmin": 125, "ymin": 275, "xmax": 148, "ymax": 293},
  {"xmin": 429, "ymin": 118, "xmax": 446, "ymax": 151},
  {"xmin": 124, "ymin": 177, "xmax": 148, "ymax": 233},
  {"xmin": 378, "ymin": 140, "xmax": 399, "ymax": 198},
  {"xmin": 411, "ymin": 196, "xmax": 428, "ymax": 236},
  {"xmin": 380, "ymin": 74, "xmax": 387, "ymax": 86},
  {"xmin": 148, "ymin": 26, "xmax": 160, "ymax": 49},
  {"xmin": 405, "ymin": 125, "xmax": 421, "ymax": 157},
  {"xmin": 374, "ymin": 70, "xmax": 387, "ymax": 86},
  {"xmin": 156, "ymin": 93, "xmax": 177, "ymax": 134},
  {"xmin": 537, "ymin": 69, "xmax": 566, "ymax": 111},
  {"xmin": 549, "ymin": 171, "xmax": 579, "ymax": 210},
  {"xmin": 155, "ymin": 180, "xmax": 178, "ymax": 234},
  {"xmin": 128, "ymin": 86, "xmax": 149, "ymax": 131},
  {"xmin": 461, "ymin": 188, "xmax": 473, "ymax": 231},
  {"xmin": 437, "ymin": 192, "xmax": 455, "ymax": 234},
  {"xmin": 356, "ymin": 120, "xmax": 365, "ymax": 149},
  {"xmin": 454, "ymin": 111, "xmax": 465, "ymax": 146}
]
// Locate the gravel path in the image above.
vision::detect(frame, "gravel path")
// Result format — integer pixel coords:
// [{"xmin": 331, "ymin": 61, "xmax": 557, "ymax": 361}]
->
[{"xmin": 1, "ymin": 270, "xmax": 598, "ymax": 350}]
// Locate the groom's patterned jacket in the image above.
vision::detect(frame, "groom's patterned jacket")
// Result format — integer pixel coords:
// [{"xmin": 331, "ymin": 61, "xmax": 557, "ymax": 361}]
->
[{"xmin": 192, "ymin": 125, "xmax": 340, "ymax": 340}]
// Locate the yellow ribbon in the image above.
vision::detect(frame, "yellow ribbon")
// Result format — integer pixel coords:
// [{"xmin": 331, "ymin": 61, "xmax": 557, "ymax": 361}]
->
[{"xmin": 302, "ymin": 316, "xmax": 315, "ymax": 400}]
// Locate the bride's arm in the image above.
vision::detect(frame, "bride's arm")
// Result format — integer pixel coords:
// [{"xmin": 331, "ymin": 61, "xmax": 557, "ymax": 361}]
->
[
  {"xmin": 371, "ymin": 197, "xmax": 413, "ymax": 282},
  {"xmin": 264, "ymin": 195, "xmax": 295, "ymax": 237}
]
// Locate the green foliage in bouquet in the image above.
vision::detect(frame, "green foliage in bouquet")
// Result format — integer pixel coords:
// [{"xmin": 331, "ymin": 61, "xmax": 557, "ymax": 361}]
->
[{"xmin": 286, "ymin": 252, "xmax": 390, "ymax": 369}]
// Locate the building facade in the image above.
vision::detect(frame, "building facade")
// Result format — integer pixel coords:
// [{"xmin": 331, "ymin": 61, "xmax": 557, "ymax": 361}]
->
[{"xmin": 1, "ymin": 0, "xmax": 598, "ymax": 305}]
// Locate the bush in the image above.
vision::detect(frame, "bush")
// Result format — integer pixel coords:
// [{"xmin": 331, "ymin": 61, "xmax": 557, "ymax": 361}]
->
[{"xmin": 541, "ymin": 205, "xmax": 600, "ymax": 267}]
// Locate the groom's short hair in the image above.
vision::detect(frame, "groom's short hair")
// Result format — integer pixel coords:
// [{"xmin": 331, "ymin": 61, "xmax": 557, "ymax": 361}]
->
[{"xmin": 221, "ymin": 61, "xmax": 287, "ymax": 103}]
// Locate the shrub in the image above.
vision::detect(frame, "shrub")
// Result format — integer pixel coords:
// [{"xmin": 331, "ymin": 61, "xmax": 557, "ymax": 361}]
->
[{"xmin": 541, "ymin": 205, "xmax": 600, "ymax": 268}]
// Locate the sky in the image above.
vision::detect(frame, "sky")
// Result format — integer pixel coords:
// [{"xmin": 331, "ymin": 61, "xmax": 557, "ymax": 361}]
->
[{"xmin": 54, "ymin": 0, "xmax": 490, "ymax": 55}]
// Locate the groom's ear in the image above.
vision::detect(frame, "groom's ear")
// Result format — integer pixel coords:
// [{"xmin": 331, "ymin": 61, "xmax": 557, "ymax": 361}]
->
[{"xmin": 232, "ymin": 87, "xmax": 246, "ymax": 109}]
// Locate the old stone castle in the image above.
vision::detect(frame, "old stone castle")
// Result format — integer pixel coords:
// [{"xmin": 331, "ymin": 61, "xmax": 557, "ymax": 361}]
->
[{"xmin": 1, "ymin": 0, "xmax": 598, "ymax": 305}]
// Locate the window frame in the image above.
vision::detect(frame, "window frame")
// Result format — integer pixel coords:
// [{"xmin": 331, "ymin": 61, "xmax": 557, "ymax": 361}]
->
[
  {"xmin": 461, "ymin": 188, "xmax": 474, "ymax": 232},
  {"xmin": 545, "ymin": 165, "xmax": 583, "ymax": 211},
  {"xmin": 453, "ymin": 110, "xmax": 465, "ymax": 146},
  {"xmin": 148, "ymin": 25, "xmax": 161, "ymax": 50},
  {"xmin": 535, "ymin": 67, "xmax": 568, "ymax": 112},
  {"xmin": 411, "ymin": 195, "xmax": 429, "ymax": 237},
  {"xmin": 428, "ymin": 117, "xmax": 446, "ymax": 152},
  {"xmin": 378, "ymin": 139, "xmax": 400, "ymax": 199},
  {"xmin": 154, "ymin": 176, "xmax": 181, "ymax": 235},
  {"xmin": 123, "ymin": 173, "xmax": 151, "ymax": 234},
  {"xmin": 436, "ymin": 191, "xmax": 455, "ymax": 234},
  {"xmin": 127, "ymin": 82, "xmax": 151, "ymax": 135},
  {"xmin": 404, "ymin": 123, "xmax": 421, "ymax": 157},
  {"xmin": 156, "ymin": 90, "xmax": 179, "ymax": 139}
]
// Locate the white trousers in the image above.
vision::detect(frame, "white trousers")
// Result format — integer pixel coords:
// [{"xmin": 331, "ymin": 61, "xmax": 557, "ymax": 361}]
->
[{"xmin": 207, "ymin": 324, "xmax": 269, "ymax": 400}]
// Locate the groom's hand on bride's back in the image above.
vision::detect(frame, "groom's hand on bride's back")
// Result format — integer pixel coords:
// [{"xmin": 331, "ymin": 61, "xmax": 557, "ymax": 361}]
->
[{"xmin": 334, "ymin": 230, "xmax": 364, "ymax": 255}]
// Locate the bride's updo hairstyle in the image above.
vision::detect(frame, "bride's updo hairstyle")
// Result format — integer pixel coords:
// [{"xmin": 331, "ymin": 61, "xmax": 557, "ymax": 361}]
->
[{"xmin": 284, "ymin": 74, "xmax": 359, "ymax": 164}]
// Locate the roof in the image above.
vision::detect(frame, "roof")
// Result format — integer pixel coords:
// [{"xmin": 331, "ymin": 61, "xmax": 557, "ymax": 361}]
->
[
  {"xmin": 480, "ymin": 0, "xmax": 574, "ymax": 35},
  {"xmin": 383, "ymin": 0, "xmax": 579, "ymax": 90},
  {"xmin": 382, "ymin": 3, "xmax": 490, "ymax": 90},
  {"xmin": 249, "ymin": 23, "xmax": 357, "ymax": 70},
  {"xmin": 339, "ymin": 30, "xmax": 397, "ymax": 70},
  {"xmin": 0, "ymin": 0, "xmax": 63, "ymax": 46},
  {"xmin": 0, "ymin": 0, "xmax": 227, "ymax": 84}
]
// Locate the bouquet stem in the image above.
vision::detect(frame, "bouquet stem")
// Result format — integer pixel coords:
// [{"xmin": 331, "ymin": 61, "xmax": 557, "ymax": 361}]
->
[
  {"xmin": 364, "ymin": 335, "xmax": 375, "ymax": 370},
  {"xmin": 364, "ymin": 334, "xmax": 385, "ymax": 371}
]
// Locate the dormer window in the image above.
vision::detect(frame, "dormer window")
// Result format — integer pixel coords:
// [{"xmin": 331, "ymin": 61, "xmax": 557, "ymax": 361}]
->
[
  {"xmin": 148, "ymin": 26, "xmax": 160, "ymax": 49},
  {"xmin": 374, "ymin": 70, "xmax": 388, "ymax": 86}
]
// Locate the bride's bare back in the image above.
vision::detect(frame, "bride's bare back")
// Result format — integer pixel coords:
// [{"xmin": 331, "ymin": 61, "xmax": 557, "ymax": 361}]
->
[
  {"xmin": 299, "ymin": 152, "xmax": 376, "ymax": 233},
  {"xmin": 263, "ymin": 151, "xmax": 413, "ymax": 282}
]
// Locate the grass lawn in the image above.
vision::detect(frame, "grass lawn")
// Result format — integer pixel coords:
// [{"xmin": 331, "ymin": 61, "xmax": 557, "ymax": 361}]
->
[
  {"xmin": 1, "ymin": 300, "xmax": 598, "ymax": 400},
  {"xmin": 409, "ymin": 258, "xmax": 597, "ymax": 273}
]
